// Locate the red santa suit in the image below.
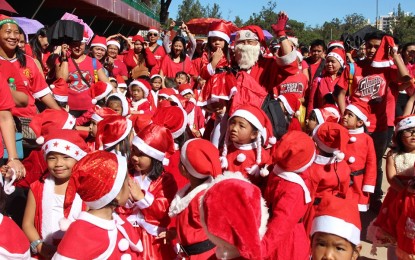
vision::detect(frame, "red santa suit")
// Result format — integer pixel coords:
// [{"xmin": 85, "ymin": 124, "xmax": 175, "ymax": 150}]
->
[
  {"xmin": 307, "ymin": 74, "xmax": 343, "ymax": 113},
  {"xmin": 53, "ymin": 212, "xmax": 143, "ymax": 259},
  {"xmin": 130, "ymin": 99, "xmax": 153, "ymax": 115},
  {"xmin": 0, "ymin": 213, "xmax": 30, "ymax": 259},
  {"xmin": 186, "ymin": 102, "xmax": 205, "ymax": 138},
  {"xmin": 169, "ymin": 178, "xmax": 216, "ymax": 259},
  {"xmin": 303, "ymin": 155, "xmax": 351, "ymax": 235},
  {"xmin": 15, "ymin": 148, "xmax": 47, "ymax": 189},
  {"xmin": 165, "ymin": 149, "xmax": 189, "ymax": 191},
  {"xmin": 345, "ymin": 127, "xmax": 377, "ymax": 211},
  {"xmin": 149, "ymin": 44, "xmax": 166, "ymax": 76},
  {"xmin": 262, "ymin": 168, "xmax": 312, "ymax": 260},
  {"xmin": 121, "ymin": 172, "xmax": 178, "ymax": 260}
]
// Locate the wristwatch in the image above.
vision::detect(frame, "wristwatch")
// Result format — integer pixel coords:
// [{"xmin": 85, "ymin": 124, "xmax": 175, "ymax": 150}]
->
[{"xmin": 30, "ymin": 239, "xmax": 43, "ymax": 254}]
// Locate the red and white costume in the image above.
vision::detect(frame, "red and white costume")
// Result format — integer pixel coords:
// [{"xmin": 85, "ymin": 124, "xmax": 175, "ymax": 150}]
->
[
  {"xmin": 53, "ymin": 212, "xmax": 143, "ymax": 259},
  {"xmin": 130, "ymin": 99, "xmax": 152, "ymax": 115},
  {"xmin": 0, "ymin": 213, "xmax": 30, "ymax": 259}
]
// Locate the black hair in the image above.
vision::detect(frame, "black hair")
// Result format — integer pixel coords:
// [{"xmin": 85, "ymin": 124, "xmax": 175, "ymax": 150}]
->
[
  {"xmin": 137, "ymin": 75, "xmax": 151, "ymax": 82},
  {"xmin": 308, "ymin": 110, "xmax": 317, "ymax": 122},
  {"xmin": 105, "ymin": 134, "xmax": 131, "ymax": 159},
  {"xmin": 323, "ymin": 93, "xmax": 336, "ymax": 105},
  {"xmin": 0, "ymin": 184, "xmax": 5, "ymax": 214},
  {"xmin": 30, "ymin": 27, "xmax": 49, "ymax": 70},
  {"xmin": 401, "ymin": 42, "xmax": 415, "ymax": 63},
  {"xmin": 164, "ymin": 77, "xmax": 177, "ymax": 89},
  {"xmin": 147, "ymin": 158, "xmax": 164, "ymax": 181},
  {"xmin": 0, "ymin": 23, "xmax": 26, "ymax": 68},
  {"xmin": 169, "ymin": 36, "xmax": 187, "ymax": 62},
  {"xmin": 174, "ymin": 132, "xmax": 187, "ymax": 151},
  {"xmin": 150, "ymin": 75, "xmax": 162, "ymax": 83},
  {"xmin": 18, "ymin": 26, "xmax": 27, "ymax": 42},
  {"xmin": 310, "ymin": 39, "xmax": 327, "ymax": 51},
  {"xmin": 364, "ymin": 31, "xmax": 386, "ymax": 42},
  {"xmin": 175, "ymin": 71, "xmax": 190, "ymax": 82},
  {"xmin": 106, "ymin": 95, "xmax": 122, "ymax": 104}
]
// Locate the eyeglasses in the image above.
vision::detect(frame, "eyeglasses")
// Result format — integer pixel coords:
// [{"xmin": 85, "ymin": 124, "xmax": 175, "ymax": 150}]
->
[
  {"xmin": 148, "ymin": 33, "xmax": 158, "ymax": 37},
  {"xmin": 403, "ymin": 129, "xmax": 415, "ymax": 137}
]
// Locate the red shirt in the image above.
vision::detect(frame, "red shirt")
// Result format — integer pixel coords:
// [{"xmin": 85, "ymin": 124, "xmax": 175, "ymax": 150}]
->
[
  {"xmin": 0, "ymin": 72, "xmax": 16, "ymax": 158},
  {"xmin": 160, "ymin": 55, "xmax": 196, "ymax": 78},
  {"xmin": 150, "ymin": 44, "xmax": 166, "ymax": 75},
  {"xmin": 111, "ymin": 58, "xmax": 128, "ymax": 78}
]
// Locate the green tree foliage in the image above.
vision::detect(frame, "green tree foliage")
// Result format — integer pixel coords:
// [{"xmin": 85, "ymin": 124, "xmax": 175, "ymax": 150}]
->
[
  {"xmin": 205, "ymin": 3, "xmax": 222, "ymax": 18},
  {"xmin": 391, "ymin": 4, "xmax": 415, "ymax": 43},
  {"xmin": 234, "ymin": 16, "xmax": 244, "ymax": 28},
  {"xmin": 176, "ymin": 0, "xmax": 205, "ymax": 23}
]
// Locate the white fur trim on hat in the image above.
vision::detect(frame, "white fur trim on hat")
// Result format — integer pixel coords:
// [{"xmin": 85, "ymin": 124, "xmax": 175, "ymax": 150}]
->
[
  {"xmin": 91, "ymin": 113, "xmax": 103, "ymax": 122},
  {"xmin": 179, "ymin": 88, "xmax": 194, "ymax": 97},
  {"xmin": 277, "ymin": 95, "xmax": 294, "ymax": 115},
  {"xmin": 129, "ymin": 80, "xmax": 149, "ymax": 98},
  {"xmin": 103, "ymin": 119, "xmax": 132, "ymax": 149},
  {"xmin": 327, "ymin": 52, "xmax": 344, "ymax": 67},
  {"xmin": 42, "ymin": 139, "xmax": 87, "ymax": 161},
  {"xmin": 313, "ymin": 109, "xmax": 324, "ymax": 124},
  {"xmin": 132, "ymin": 136, "xmax": 166, "ymax": 163},
  {"xmin": 180, "ymin": 139, "xmax": 210, "ymax": 179},
  {"xmin": 236, "ymin": 30, "xmax": 259, "ymax": 42},
  {"xmin": 107, "ymin": 93, "xmax": 129, "ymax": 117},
  {"xmin": 91, "ymin": 43, "xmax": 107, "ymax": 50},
  {"xmin": 230, "ymin": 109, "xmax": 266, "ymax": 140},
  {"xmin": 208, "ymin": 31, "xmax": 230, "ymax": 43},
  {"xmin": 93, "ymin": 82, "xmax": 113, "ymax": 104},
  {"xmin": 86, "ymin": 154, "xmax": 127, "ymax": 209},
  {"xmin": 311, "ymin": 215, "xmax": 361, "ymax": 245},
  {"xmin": 148, "ymin": 28, "xmax": 158, "ymax": 34},
  {"xmin": 346, "ymin": 104, "xmax": 367, "ymax": 123},
  {"xmin": 107, "ymin": 40, "xmax": 120, "ymax": 50}
]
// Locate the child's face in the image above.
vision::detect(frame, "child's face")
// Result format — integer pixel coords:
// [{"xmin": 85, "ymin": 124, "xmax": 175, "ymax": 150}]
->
[
  {"xmin": 401, "ymin": 127, "xmax": 415, "ymax": 151},
  {"xmin": 46, "ymin": 152, "xmax": 77, "ymax": 183},
  {"xmin": 306, "ymin": 115, "xmax": 318, "ymax": 134},
  {"xmin": 183, "ymin": 93, "xmax": 193, "ymax": 99},
  {"xmin": 228, "ymin": 116, "xmax": 258, "ymax": 145},
  {"xmin": 131, "ymin": 86, "xmax": 144, "ymax": 101},
  {"xmin": 311, "ymin": 232, "xmax": 360, "ymax": 260},
  {"xmin": 131, "ymin": 146, "xmax": 153, "ymax": 174},
  {"xmin": 89, "ymin": 120, "xmax": 98, "ymax": 137},
  {"xmin": 175, "ymin": 74, "xmax": 188, "ymax": 85},
  {"xmin": 107, "ymin": 100, "xmax": 123, "ymax": 116},
  {"xmin": 205, "ymin": 100, "xmax": 227, "ymax": 115},
  {"xmin": 210, "ymin": 36, "xmax": 225, "ymax": 50},
  {"xmin": 342, "ymin": 110, "xmax": 363, "ymax": 129},
  {"xmin": 151, "ymin": 78, "xmax": 162, "ymax": 91}
]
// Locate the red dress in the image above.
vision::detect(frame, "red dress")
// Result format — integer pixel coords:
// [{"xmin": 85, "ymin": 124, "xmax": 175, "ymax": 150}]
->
[
  {"xmin": 54, "ymin": 212, "xmax": 143, "ymax": 259},
  {"xmin": 169, "ymin": 179, "xmax": 216, "ymax": 259},
  {"xmin": 120, "ymin": 171, "xmax": 178, "ymax": 260}
]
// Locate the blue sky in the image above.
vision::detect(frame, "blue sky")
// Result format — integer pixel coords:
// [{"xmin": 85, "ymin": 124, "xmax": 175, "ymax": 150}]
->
[{"xmin": 169, "ymin": 0, "xmax": 415, "ymax": 27}]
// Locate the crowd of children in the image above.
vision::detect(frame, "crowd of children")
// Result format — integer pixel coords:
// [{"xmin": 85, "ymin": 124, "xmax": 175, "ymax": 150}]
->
[{"xmin": 1, "ymin": 9, "xmax": 415, "ymax": 260}]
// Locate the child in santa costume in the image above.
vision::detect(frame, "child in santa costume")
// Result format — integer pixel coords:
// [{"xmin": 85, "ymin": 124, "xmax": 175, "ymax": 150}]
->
[
  {"xmin": 262, "ymin": 130, "xmax": 315, "ymax": 259},
  {"xmin": 150, "ymin": 74, "xmax": 162, "ymax": 106},
  {"xmin": 53, "ymin": 151, "xmax": 143, "ymax": 259},
  {"xmin": 342, "ymin": 102, "xmax": 376, "ymax": 212},
  {"xmin": 106, "ymin": 92, "xmax": 130, "ymax": 117},
  {"xmin": 178, "ymin": 83, "xmax": 205, "ymax": 138},
  {"xmin": 220, "ymin": 105, "xmax": 275, "ymax": 187},
  {"xmin": 167, "ymin": 138, "xmax": 222, "ymax": 259},
  {"xmin": 368, "ymin": 115, "xmax": 415, "ymax": 257},
  {"xmin": 0, "ymin": 183, "xmax": 30, "ymax": 259},
  {"xmin": 128, "ymin": 79, "xmax": 154, "ymax": 116},
  {"xmin": 120, "ymin": 124, "xmax": 178, "ymax": 259},
  {"xmin": 303, "ymin": 122, "xmax": 352, "ymax": 235},
  {"xmin": 305, "ymin": 104, "xmax": 340, "ymax": 135},
  {"xmin": 116, "ymin": 75, "xmax": 128, "ymax": 96},
  {"xmin": 200, "ymin": 171, "xmax": 269, "ymax": 260},
  {"xmin": 22, "ymin": 129, "xmax": 88, "ymax": 259},
  {"xmin": 310, "ymin": 196, "xmax": 362, "ymax": 260},
  {"xmin": 276, "ymin": 93, "xmax": 303, "ymax": 131}
]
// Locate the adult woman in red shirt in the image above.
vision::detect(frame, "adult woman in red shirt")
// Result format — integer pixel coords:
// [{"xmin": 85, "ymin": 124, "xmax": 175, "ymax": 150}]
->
[{"xmin": 123, "ymin": 35, "xmax": 157, "ymax": 79}]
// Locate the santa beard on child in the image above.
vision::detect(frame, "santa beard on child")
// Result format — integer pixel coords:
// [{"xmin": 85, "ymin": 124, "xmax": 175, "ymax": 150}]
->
[{"xmin": 234, "ymin": 43, "xmax": 261, "ymax": 70}]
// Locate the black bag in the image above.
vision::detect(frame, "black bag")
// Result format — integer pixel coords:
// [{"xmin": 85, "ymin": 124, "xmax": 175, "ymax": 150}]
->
[{"xmin": 261, "ymin": 94, "xmax": 287, "ymax": 140}]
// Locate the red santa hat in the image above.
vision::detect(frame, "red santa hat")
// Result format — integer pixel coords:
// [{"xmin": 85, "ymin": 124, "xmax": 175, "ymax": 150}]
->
[
  {"xmin": 178, "ymin": 83, "xmax": 194, "ymax": 97},
  {"xmin": 158, "ymin": 88, "xmax": 177, "ymax": 99},
  {"xmin": 201, "ymin": 172, "xmax": 268, "ymax": 260},
  {"xmin": 50, "ymin": 78, "xmax": 69, "ymax": 103},
  {"xmin": 95, "ymin": 115, "xmax": 133, "ymax": 150},
  {"xmin": 326, "ymin": 47, "xmax": 346, "ymax": 68},
  {"xmin": 273, "ymin": 130, "xmax": 316, "ymax": 173},
  {"xmin": 152, "ymin": 106, "xmax": 187, "ymax": 139},
  {"xmin": 371, "ymin": 35, "xmax": 397, "ymax": 68},
  {"xmin": 131, "ymin": 35, "xmax": 144, "ymax": 43},
  {"xmin": 395, "ymin": 115, "xmax": 415, "ymax": 133},
  {"xmin": 131, "ymin": 113, "xmax": 153, "ymax": 134},
  {"xmin": 221, "ymin": 105, "xmax": 276, "ymax": 177},
  {"xmin": 327, "ymin": 40, "xmax": 345, "ymax": 50},
  {"xmin": 106, "ymin": 93, "xmax": 130, "ymax": 117},
  {"xmin": 107, "ymin": 39, "xmax": 120, "ymax": 50},
  {"xmin": 63, "ymin": 151, "xmax": 128, "ymax": 223},
  {"xmin": 90, "ymin": 35, "xmax": 107, "ymax": 50},
  {"xmin": 90, "ymin": 81, "xmax": 113, "ymax": 104},
  {"xmin": 208, "ymin": 20, "xmax": 233, "ymax": 43},
  {"xmin": 81, "ymin": 30, "xmax": 89, "ymax": 43},
  {"xmin": 311, "ymin": 196, "xmax": 361, "ymax": 246},
  {"xmin": 236, "ymin": 25, "xmax": 267, "ymax": 48},
  {"xmin": 0, "ymin": 214, "xmax": 30, "ymax": 258},
  {"xmin": 197, "ymin": 79, "xmax": 237, "ymax": 107},
  {"xmin": 180, "ymin": 138, "xmax": 222, "ymax": 179},
  {"xmin": 313, "ymin": 104, "xmax": 341, "ymax": 124},
  {"xmin": 346, "ymin": 101, "xmax": 371, "ymax": 127},
  {"xmin": 132, "ymin": 124, "xmax": 175, "ymax": 166},
  {"xmin": 169, "ymin": 94, "xmax": 194, "ymax": 113},
  {"xmin": 129, "ymin": 79, "xmax": 150, "ymax": 98},
  {"xmin": 29, "ymin": 109, "xmax": 76, "ymax": 145},
  {"xmin": 148, "ymin": 26, "xmax": 159, "ymax": 34},
  {"xmin": 91, "ymin": 105, "xmax": 118, "ymax": 122},
  {"xmin": 277, "ymin": 93, "xmax": 301, "ymax": 117},
  {"xmin": 116, "ymin": 75, "xmax": 127, "ymax": 89},
  {"xmin": 41, "ymin": 129, "xmax": 88, "ymax": 161},
  {"xmin": 312, "ymin": 122, "xmax": 350, "ymax": 161}
]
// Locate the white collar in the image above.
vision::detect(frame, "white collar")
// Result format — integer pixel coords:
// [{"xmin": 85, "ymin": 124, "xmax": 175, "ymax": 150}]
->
[
  {"xmin": 273, "ymin": 166, "xmax": 311, "ymax": 203},
  {"xmin": 314, "ymin": 154, "xmax": 338, "ymax": 165},
  {"xmin": 233, "ymin": 141, "xmax": 258, "ymax": 150},
  {"xmin": 348, "ymin": 127, "xmax": 364, "ymax": 134},
  {"xmin": 77, "ymin": 211, "xmax": 116, "ymax": 230}
]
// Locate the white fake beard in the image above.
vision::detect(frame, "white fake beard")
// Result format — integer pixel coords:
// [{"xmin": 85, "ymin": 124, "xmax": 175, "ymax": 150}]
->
[{"xmin": 235, "ymin": 43, "xmax": 261, "ymax": 70}]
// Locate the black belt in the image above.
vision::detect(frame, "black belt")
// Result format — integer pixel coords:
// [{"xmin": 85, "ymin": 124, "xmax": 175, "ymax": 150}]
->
[
  {"xmin": 215, "ymin": 67, "xmax": 231, "ymax": 74},
  {"xmin": 313, "ymin": 197, "xmax": 321, "ymax": 205},
  {"xmin": 181, "ymin": 239, "xmax": 215, "ymax": 256},
  {"xmin": 350, "ymin": 169, "xmax": 365, "ymax": 186}
]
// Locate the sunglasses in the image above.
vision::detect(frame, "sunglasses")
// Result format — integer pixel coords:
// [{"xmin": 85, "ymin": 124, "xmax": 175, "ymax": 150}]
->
[{"xmin": 148, "ymin": 33, "xmax": 158, "ymax": 37}]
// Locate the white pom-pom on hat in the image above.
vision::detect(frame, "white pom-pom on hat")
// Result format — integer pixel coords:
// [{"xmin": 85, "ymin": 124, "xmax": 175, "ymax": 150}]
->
[
  {"xmin": 91, "ymin": 98, "xmax": 98, "ymax": 105},
  {"xmin": 268, "ymin": 136, "xmax": 277, "ymax": 145},
  {"xmin": 118, "ymin": 238, "xmax": 129, "ymax": 252},
  {"xmin": 59, "ymin": 217, "xmax": 71, "ymax": 231},
  {"xmin": 236, "ymin": 153, "xmax": 246, "ymax": 163},
  {"xmin": 349, "ymin": 136, "xmax": 356, "ymax": 143},
  {"xmin": 260, "ymin": 166, "xmax": 270, "ymax": 177},
  {"xmin": 49, "ymin": 84, "xmax": 55, "ymax": 89},
  {"xmin": 36, "ymin": 136, "xmax": 45, "ymax": 145},
  {"xmin": 295, "ymin": 110, "xmax": 301, "ymax": 118},
  {"xmin": 348, "ymin": 156, "xmax": 356, "ymax": 163}
]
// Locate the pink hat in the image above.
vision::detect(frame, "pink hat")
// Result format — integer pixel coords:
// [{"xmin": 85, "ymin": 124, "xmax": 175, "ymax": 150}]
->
[
  {"xmin": 346, "ymin": 101, "xmax": 370, "ymax": 126},
  {"xmin": 152, "ymin": 106, "xmax": 187, "ymax": 139},
  {"xmin": 29, "ymin": 109, "xmax": 76, "ymax": 144},
  {"xmin": 129, "ymin": 79, "xmax": 151, "ymax": 98},
  {"xmin": 90, "ymin": 81, "xmax": 113, "ymax": 104},
  {"xmin": 311, "ymin": 196, "xmax": 361, "ymax": 245},
  {"xmin": 180, "ymin": 138, "xmax": 222, "ymax": 179},
  {"xmin": 208, "ymin": 20, "xmax": 233, "ymax": 43},
  {"xmin": 106, "ymin": 93, "xmax": 130, "ymax": 117},
  {"xmin": 132, "ymin": 124, "xmax": 175, "ymax": 166},
  {"xmin": 90, "ymin": 35, "xmax": 107, "ymax": 50},
  {"xmin": 50, "ymin": 78, "xmax": 69, "ymax": 103},
  {"xmin": 277, "ymin": 93, "xmax": 301, "ymax": 117},
  {"xmin": 371, "ymin": 35, "xmax": 397, "ymax": 68},
  {"xmin": 313, "ymin": 104, "xmax": 341, "ymax": 124},
  {"xmin": 273, "ymin": 130, "xmax": 316, "ymax": 173},
  {"xmin": 201, "ymin": 172, "xmax": 268, "ymax": 260},
  {"xmin": 95, "ymin": 115, "xmax": 133, "ymax": 150},
  {"xmin": 41, "ymin": 129, "xmax": 89, "ymax": 161},
  {"xmin": 313, "ymin": 122, "xmax": 350, "ymax": 160},
  {"xmin": 327, "ymin": 47, "xmax": 346, "ymax": 68}
]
